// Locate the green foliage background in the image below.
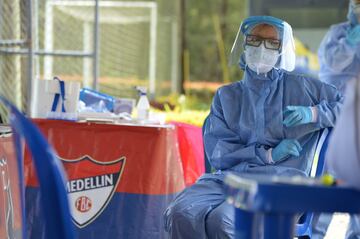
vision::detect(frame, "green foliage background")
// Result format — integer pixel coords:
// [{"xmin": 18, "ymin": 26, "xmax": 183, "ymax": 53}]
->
[
  {"xmin": 186, "ymin": 0, "xmax": 247, "ymax": 83},
  {"xmin": 162, "ymin": 0, "xmax": 249, "ymax": 120}
]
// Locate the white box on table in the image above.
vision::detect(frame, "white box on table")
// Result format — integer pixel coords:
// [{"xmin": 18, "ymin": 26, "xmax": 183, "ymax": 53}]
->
[{"xmin": 32, "ymin": 79, "xmax": 80, "ymax": 119}]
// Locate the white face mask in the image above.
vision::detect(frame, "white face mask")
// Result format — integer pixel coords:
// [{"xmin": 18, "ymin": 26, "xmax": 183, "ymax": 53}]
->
[{"xmin": 245, "ymin": 44, "xmax": 280, "ymax": 74}]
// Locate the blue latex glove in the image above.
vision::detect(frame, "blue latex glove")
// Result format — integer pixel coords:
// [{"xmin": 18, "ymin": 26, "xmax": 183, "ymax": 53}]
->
[
  {"xmin": 271, "ymin": 139, "xmax": 302, "ymax": 162},
  {"xmin": 346, "ymin": 25, "xmax": 360, "ymax": 46},
  {"xmin": 283, "ymin": 105, "xmax": 313, "ymax": 127}
]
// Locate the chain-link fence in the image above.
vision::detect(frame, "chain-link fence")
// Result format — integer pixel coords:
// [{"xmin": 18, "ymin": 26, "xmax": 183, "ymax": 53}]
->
[
  {"xmin": 0, "ymin": 1, "xmax": 32, "ymax": 121},
  {"xmin": 0, "ymin": 0, "xmax": 180, "ymax": 118}
]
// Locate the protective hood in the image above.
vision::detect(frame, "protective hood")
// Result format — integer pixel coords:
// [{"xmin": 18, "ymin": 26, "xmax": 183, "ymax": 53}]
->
[{"xmin": 348, "ymin": 0, "xmax": 360, "ymax": 25}]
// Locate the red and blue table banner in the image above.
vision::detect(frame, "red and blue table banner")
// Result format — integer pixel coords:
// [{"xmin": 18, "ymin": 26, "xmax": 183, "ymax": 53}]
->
[{"xmin": 25, "ymin": 120, "xmax": 186, "ymax": 239}]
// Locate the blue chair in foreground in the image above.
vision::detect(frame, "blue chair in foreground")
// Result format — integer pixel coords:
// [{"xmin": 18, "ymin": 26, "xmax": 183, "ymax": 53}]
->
[
  {"xmin": 0, "ymin": 97, "xmax": 75, "ymax": 239},
  {"xmin": 224, "ymin": 129, "xmax": 360, "ymax": 239}
]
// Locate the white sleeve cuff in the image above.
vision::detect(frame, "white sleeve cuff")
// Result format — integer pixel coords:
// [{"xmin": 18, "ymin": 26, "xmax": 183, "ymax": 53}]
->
[
  {"xmin": 267, "ymin": 148, "xmax": 275, "ymax": 164},
  {"xmin": 310, "ymin": 106, "xmax": 318, "ymax": 123}
]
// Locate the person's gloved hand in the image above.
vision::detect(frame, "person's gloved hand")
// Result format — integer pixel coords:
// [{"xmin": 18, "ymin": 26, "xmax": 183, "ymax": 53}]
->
[
  {"xmin": 346, "ymin": 25, "xmax": 360, "ymax": 46},
  {"xmin": 271, "ymin": 139, "xmax": 302, "ymax": 162},
  {"xmin": 283, "ymin": 105, "xmax": 313, "ymax": 127}
]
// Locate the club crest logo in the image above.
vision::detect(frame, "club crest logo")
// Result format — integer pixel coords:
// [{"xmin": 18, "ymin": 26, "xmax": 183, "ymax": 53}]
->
[{"xmin": 60, "ymin": 155, "xmax": 126, "ymax": 228}]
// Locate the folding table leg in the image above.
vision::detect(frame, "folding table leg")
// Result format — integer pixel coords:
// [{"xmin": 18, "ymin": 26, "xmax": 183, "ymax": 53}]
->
[
  {"xmin": 235, "ymin": 208, "xmax": 258, "ymax": 239},
  {"xmin": 263, "ymin": 213, "xmax": 296, "ymax": 239}
]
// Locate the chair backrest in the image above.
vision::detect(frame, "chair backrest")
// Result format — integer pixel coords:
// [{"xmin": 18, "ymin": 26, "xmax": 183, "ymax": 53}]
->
[
  {"xmin": 295, "ymin": 128, "xmax": 332, "ymax": 238},
  {"xmin": 310, "ymin": 128, "xmax": 331, "ymax": 178},
  {"xmin": 0, "ymin": 97, "xmax": 75, "ymax": 239}
]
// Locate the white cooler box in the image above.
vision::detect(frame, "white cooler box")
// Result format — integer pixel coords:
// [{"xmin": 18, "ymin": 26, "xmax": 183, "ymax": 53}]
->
[{"xmin": 32, "ymin": 79, "xmax": 80, "ymax": 119}]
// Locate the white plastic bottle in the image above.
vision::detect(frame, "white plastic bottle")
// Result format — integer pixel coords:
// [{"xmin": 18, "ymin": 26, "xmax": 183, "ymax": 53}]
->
[{"xmin": 136, "ymin": 87, "xmax": 150, "ymax": 121}]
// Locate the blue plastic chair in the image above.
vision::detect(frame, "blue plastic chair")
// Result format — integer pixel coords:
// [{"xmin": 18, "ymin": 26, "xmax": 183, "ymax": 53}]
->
[
  {"xmin": 0, "ymin": 96, "xmax": 75, "ymax": 239},
  {"xmin": 295, "ymin": 128, "xmax": 331, "ymax": 238},
  {"xmin": 223, "ymin": 128, "xmax": 358, "ymax": 239}
]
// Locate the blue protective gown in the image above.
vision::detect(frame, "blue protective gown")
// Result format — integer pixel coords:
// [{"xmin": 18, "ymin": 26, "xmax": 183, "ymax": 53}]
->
[
  {"xmin": 315, "ymin": 4, "xmax": 360, "ymax": 238},
  {"xmin": 318, "ymin": 23, "xmax": 360, "ymax": 93},
  {"xmin": 164, "ymin": 67, "xmax": 343, "ymax": 239},
  {"xmin": 327, "ymin": 78, "xmax": 360, "ymax": 190},
  {"xmin": 325, "ymin": 79, "xmax": 360, "ymax": 239}
]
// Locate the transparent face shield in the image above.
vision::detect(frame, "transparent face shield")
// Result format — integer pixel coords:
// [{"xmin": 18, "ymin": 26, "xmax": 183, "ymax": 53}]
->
[{"xmin": 229, "ymin": 16, "xmax": 296, "ymax": 72}]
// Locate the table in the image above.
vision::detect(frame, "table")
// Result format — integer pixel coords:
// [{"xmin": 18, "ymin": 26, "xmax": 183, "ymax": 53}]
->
[
  {"xmin": 25, "ymin": 119, "xmax": 191, "ymax": 239},
  {"xmin": 224, "ymin": 174, "xmax": 360, "ymax": 239}
]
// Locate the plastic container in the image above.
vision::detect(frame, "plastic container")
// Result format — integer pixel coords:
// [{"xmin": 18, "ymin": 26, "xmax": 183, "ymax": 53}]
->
[
  {"xmin": 136, "ymin": 87, "xmax": 150, "ymax": 120},
  {"xmin": 79, "ymin": 88, "xmax": 115, "ymax": 112},
  {"xmin": 114, "ymin": 98, "xmax": 135, "ymax": 115}
]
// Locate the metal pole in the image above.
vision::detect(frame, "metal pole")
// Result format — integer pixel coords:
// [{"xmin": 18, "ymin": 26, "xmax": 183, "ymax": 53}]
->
[
  {"xmin": 34, "ymin": 0, "xmax": 39, "ymax": 79},
  {"xmin": 83, "ymin": 22, "xmax": 93, "ymax": 88},
  {"xmin": 0, "ymin": 48, "xmax": 93, "ymax": 57},
  {"xmin": 0, "ymin": 0, "xmax": 3, "ymax": 102},
  {"xmin": 179, "ymin": 0, "xmax": 186, "ymax": 94},
  {"xmin": 0, "ymin": 0, "xmax": 3, "ymax": 38},
  {"xmin": 92, "ymin": 0, "xmax": 100, "ymax": 90},
  {"xmin": 30, "ymin": 0, "xmax": 39, "ymax": 117},
  {"xmin": 247, "ymin": 0, "xmax": 252, "ymax": 15},
  {"xmin": 27, "ymin": 0, "xmax": 34, "ymax": 116},
  {"xmin": 0, "ymin": 40, "xmax": 28, "ymax": 46},
  {"xmin": 171, "ymin": 20, "xmax": 179, "ymax": 94},
  {"xmin": 149, "ymin": 3, "xmax": 157, "ymax": 98},
  {"xmin": 44, "ymin": 1, "xmax": 53, "ymax": 80}
]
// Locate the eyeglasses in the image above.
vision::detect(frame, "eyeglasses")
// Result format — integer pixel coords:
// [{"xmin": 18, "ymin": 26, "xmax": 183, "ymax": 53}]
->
[{"xmin": 245, "ymin": 35, "xmax": 281, "ymax": 51}]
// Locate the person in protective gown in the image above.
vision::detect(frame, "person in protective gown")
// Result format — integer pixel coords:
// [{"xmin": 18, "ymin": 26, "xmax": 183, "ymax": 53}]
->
[
  {"xmin": 164, "ymin": 16, "xmax": 343, "ymax": 239},
  {"xmin": 318, "ymin": 0, "xmax": 360, "ymax": 94},
  {"xmin": 325, "ymin": 75, "xmax": 360, "ymax": 238},
  {"xmin": 315, "ymin": 1, "xmax": 360, "ymax": 238},
  {"xmin": 326, "ymin": 78, "xmax": 360, "ymax": 189}
]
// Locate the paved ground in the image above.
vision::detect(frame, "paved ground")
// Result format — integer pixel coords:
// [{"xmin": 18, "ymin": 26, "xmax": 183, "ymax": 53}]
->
[{"xmin": 324, "ymin": 213, "xmax": 350, "ymax": 239}]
